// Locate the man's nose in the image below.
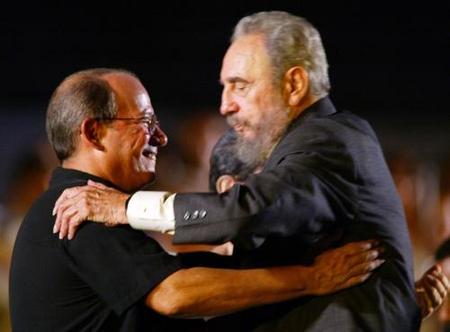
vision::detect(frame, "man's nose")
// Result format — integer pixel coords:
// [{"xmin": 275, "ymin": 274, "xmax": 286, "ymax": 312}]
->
[
  {"xmin": 149, "ymin": 125, "xmax": 168, "ymax": 147},
  {"xmin": 220, "ymin": 90, "xmax": 239, "ymax": 116}
]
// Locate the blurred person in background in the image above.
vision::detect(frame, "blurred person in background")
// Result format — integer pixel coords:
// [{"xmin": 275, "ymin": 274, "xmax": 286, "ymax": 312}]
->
[
  {"xmin": 0, "ymin": 142, "xmax": 57, "ymax": 332},
  {"xmin": 433, "ymin": 156, "xmax": 450, "ymax": 331},
  {"xmin": 387, "ymin": 152, "xmax": 438, "ymax": 276},
  {"xmin": 388, "ymin": 151, "xmax": 445, "ymax": 332},
  {"xmin": 437, "ymin": 157, "xmax": 450, "ymax": 244}
]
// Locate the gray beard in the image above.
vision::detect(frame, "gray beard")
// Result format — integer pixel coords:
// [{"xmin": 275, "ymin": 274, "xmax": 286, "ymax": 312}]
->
[
  {"xmin": 235, "ymin": 118, "xmax": 289, "ymax": 172},
  {"xmin": 230, "ymin": 95, "xmax": 292, "ymax": 172},
  {"xmin": 235, "ymin": 134, "xmax": 267, "ymax": 172}
]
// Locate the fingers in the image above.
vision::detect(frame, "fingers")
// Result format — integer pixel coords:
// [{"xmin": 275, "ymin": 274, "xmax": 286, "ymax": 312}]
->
[
  {"xmin": 345, "ymin": 248, "xmax": 384, "ymax": 268},
  {"xmin": 53, "ymin": 187, "xmax": 95, "ymax": 239},
  {"xmin": 333, "ymin": 257, "xmax": 384, "ymax": 287},
  {"xmin": 68, "ymin": 215, "xmax": 84, "ymax": 241},
  {"xmin": 329, "ymin": 242, "xmax": 385, "ymax": 291},
  {"xmin": 52, "ymin": 183, "xmax": 127, "ymax": 240},
  {"xmin": 53, "ymin": 184, "xmax": 106, "ymax": 217},
  {"xmin": 316, "ymin": 240, "xmax": 381, "ymax": 264},
  {"xmin": 422, "ymin": 271, "xmax": 448, "ymax": 306},
  {"xmin": 315, "ymin": 240, "xmax": 384, "ymax": 275},
  {"xmin": 57, "ymin": 205, "xmax": 79, "ymax": 240},
  {"xmin": 53, "ymin": 187, "xmax": 83, "ymax": 216},
  {"xmin": 53, "ymin": 194, "xmax": 75, "ymax": 235},
  {"xmin": 53, "ymin": 189, "xmax": 82, "ymax": 235},
  {"xmin": 431, "ymin": 264, "xmax": 450, "ymax": 293},
  {"xmin": 55, "ymin": 200, "xmax": 85, "ymax": 239},
  {"xmin": 87, "ymin": 180, "xmax": 107, "ymax": 189},
  {"xmin": 425, "ymin": 265, "xmax": 449, "ymax": 299},
  {"xmin": 337, "ymin": 239, "xmax": 380, "ymax": 253},
  {"xmin": 58, "ymin": 207, "xmax": 72, "ymax": 240},
  {"xmin": 333, "ymin": 258, "xmax": 384, "ymax": 293},
  {"xmin": 346, "ymin": 258, "xmax": 385, "ymax": 280},
  {"xmin": 328, "ymin": 240, "xmax": 382, "ymax": 264},
  {"xmin": 427, "ymin": 275, "xmax": 448, "ymax": 301}
]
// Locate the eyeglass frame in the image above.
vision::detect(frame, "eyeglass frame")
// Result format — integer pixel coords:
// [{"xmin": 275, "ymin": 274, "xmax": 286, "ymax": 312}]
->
[{"xmin": 96, "ymin": 114, "xmax": 160, "ymax": 134}]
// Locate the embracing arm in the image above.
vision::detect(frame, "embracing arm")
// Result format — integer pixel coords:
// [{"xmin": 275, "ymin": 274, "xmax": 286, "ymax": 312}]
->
[
  {"xmin": 149, "ymin": 266, "xmax": 314, "ymax": 318},
  {"xmin": 151, "ymin": 247, "xmax": 449, "ymax": 321},
  {"xmin": 170, "ymin": 148, "xmax": 355, "ymax": 247},
  {"xmin": 147, "ymin": 240, "xmax": 383, "ymax": 318},
  {"xmin": 52, "ymin": 147, "xmax": 347, "ymax": 245}
]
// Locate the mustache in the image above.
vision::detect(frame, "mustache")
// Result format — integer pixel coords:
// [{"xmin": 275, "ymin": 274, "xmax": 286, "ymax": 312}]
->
[{"xmin": 226, "ymin": 115, "xmax": 248, "ymax": 128}]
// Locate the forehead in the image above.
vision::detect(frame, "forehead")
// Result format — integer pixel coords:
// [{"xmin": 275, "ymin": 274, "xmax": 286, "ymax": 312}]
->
[
  {"xmin": 104, "ymin": 73, "xmax": 153, "ymax": 116},
  {"xmin": 220, "ymin": 34, "xmax": 272, "ymax": 82}
]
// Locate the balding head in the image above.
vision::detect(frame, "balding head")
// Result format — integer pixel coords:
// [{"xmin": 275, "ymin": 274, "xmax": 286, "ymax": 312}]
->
[{"xmin": 46, "ymin": 68, "xmax": 135, "ymax": 161}]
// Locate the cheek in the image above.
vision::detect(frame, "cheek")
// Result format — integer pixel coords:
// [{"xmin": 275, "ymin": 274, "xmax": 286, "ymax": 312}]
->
[
  {"xmin": 245, "ymin": 90, "xmax": 274, "ymax": 122},
  {"xmin": 128, "ymin": 129, "xmax": 148, "ymax": 150}
]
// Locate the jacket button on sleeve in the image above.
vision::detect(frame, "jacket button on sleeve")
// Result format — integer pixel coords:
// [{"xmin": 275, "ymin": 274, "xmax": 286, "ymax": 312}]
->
[
  {"xmin": 183, "ymin": 211, "xmax": 191, "ymax": 220},
  {"xmin": 199, "ymin": 209, "xmax": 207, "ymax": 219},
  {"xmin": 192, "ymin": 210, "xmax": 199, "ymax": 219}
]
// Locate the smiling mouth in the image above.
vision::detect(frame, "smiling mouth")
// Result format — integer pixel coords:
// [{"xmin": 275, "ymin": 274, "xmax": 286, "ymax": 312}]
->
[{"xmin": 142, "ymin": 147, "xmax": 157, "ymax": 160}]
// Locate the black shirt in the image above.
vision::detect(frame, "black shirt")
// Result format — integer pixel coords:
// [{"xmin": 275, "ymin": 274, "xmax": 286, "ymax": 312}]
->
[{"xmin": 9, "ymin": 167, "xmax": 204, "ymax": 331}]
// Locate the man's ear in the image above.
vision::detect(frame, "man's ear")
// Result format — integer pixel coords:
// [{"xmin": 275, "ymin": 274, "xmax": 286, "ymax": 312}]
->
[
  {"xmin": 80, "ymin": 118, "xmax": 105, "ymax": 151},
  {"xmin": 216, "ymin": 175, "xmax": 237, "ymax": 194},
  {"xmin": 282, "ymin": 66, "xmax": 309, "ymax": 108}
]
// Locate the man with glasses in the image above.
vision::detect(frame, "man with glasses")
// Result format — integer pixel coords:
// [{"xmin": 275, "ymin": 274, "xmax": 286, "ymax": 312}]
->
[{"xmin": 9, "ymin": 68, "xmax": 382, "ymax": 331}]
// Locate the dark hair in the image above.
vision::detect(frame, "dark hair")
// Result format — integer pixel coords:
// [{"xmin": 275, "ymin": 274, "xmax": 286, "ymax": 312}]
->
[
  {"xmin": 46, "ymin": 68, "xmax": 135, "ymax": 161},
  {"xmin": 436, "ymin": 237, "xmax": 450, "ymax": 261},
  {"xmin": 209, "ymin": 129, "xmax": 256, "ymax": 191}
]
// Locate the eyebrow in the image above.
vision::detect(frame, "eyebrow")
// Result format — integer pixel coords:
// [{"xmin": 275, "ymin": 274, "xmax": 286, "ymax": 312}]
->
[{"xmin": 219, "ymin": 76, "xmax": 250, "ymax": 85}]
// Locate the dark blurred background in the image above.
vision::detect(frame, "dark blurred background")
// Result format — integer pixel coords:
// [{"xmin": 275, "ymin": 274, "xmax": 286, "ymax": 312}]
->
[
  {"xmin": 0, "ymin": 1, "xmax": 449, "ymax": 330},
  {"xmin": 0, "ymin": 1, "xmax": 449, "ymax": 189}
]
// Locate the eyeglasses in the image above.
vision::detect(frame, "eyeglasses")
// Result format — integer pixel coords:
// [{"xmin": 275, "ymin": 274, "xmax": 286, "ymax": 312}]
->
[{"xmin": 98, "ymin": 114, "xmax": 160, "ymax": 134}]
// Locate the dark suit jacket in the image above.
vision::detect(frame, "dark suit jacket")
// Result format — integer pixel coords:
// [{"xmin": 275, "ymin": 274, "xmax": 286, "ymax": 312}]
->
[{"xmin": 173, "ymin": 97, "xmax": 420, "ymax": 331}]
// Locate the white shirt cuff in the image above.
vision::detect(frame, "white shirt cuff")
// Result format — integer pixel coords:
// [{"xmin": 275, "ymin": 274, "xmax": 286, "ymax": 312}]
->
[{"xmin": 126, "ymin": 191, "xmax": 176, "ymax": 233}]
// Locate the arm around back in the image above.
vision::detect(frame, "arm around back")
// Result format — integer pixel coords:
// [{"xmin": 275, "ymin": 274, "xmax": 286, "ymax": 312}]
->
[{"xmin": 146, "ymin": 240, "xmax": 383, "ymax": 318}]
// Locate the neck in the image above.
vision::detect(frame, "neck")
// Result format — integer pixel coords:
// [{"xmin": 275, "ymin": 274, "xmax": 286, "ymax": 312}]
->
[
  {"xmin": 290, "ymin": 93, "xmax": 322, "ymax": 121},
  {"xmin": 62, "ymin": 151, "xmax": 111, "ymax": 184}
]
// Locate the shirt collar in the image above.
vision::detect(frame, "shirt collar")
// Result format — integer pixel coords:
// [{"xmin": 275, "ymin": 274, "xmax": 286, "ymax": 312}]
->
[{"xmin": 49, "ymin": 167, "xmax": 122, "ymax": 191}]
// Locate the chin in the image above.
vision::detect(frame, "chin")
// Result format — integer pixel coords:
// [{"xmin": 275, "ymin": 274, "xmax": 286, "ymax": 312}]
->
[
  {"xmin": 139, "ymin": 157, "xmax": 156, "ymax": 172},
  {"xmin": 241, "ymin": 130, "xmax": 257, "ymax": 143},
  {"xmin": 128, "ymin": 173, "xmax": 155, "ymax": 192},
  {"xmin": 141, "ymin": 171, "xmax": 155, "ymax": 184}
]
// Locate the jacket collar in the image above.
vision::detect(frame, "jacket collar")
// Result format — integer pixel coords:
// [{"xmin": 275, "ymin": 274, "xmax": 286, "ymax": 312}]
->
[
  {"xmin": 263, "ymin": 96, "xmax": 337, "ymax": 169},
  {"xmin": 287, "ymin": 96, "xmax": 337, "ymax": 132}
]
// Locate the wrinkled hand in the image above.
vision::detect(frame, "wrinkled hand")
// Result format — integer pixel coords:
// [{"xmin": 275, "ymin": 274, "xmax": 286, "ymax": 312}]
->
[
  {"xmin": 310, "ymin": 240, "xmax": 384, "ymax": 295},
  {"xmin": 416, "ymin": 264, "xmax": 450, "ymax": 320},
  {"xmin": 53, "ymin": 180, "xmax": 130, "ymax": 240}
]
